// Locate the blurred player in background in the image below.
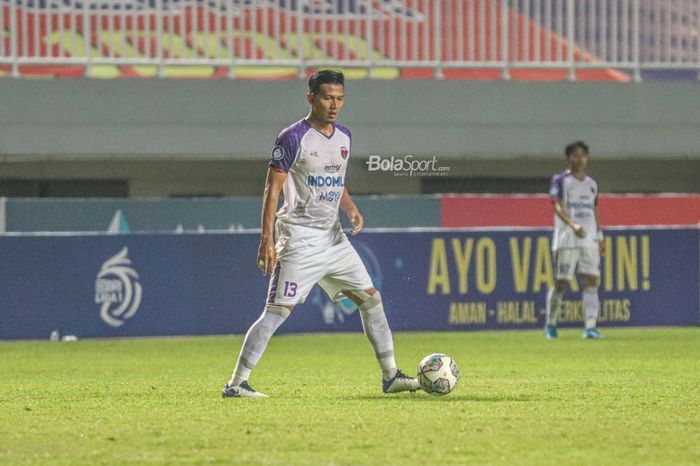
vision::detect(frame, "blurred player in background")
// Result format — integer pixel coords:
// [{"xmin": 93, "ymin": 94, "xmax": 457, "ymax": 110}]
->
[
  {"xmin": 545, "ymin": 141, "xmax": 605, "ymax": 340},
  {"xmin": 221, "ymin": 70, "xmax": 420, "ymax": 397}
]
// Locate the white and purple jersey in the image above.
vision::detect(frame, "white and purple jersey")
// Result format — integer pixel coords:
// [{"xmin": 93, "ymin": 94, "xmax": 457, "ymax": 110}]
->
[
  {"xmin": 550, "ymin": 169, "xmax": 600, "ymax": 250},
  {"xmin": 269, "ymin": 118, "xmax": 351, "ymax": 230}
]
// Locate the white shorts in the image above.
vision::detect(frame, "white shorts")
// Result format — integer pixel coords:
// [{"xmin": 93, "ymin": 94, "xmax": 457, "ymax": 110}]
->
[
  {"xmin": 266, "ymin": 222, "xmax": 374, "ymax": 306},
  {"xmin": 553, "ymin": 247, "xmax": 600, "ymax": 280}
]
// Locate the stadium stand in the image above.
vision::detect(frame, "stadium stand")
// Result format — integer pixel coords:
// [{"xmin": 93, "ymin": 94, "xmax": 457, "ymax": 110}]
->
[{"xmin": 1, "ymin": 0, "xmax": 697, "ymax": 80}]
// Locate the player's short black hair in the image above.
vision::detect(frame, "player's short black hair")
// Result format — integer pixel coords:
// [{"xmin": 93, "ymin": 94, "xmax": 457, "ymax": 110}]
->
[
  {"xmin": 565, "ymin": 141, "xmax": 589, "ymax": 157},
  {"xmin": 308, "ymin": 69, "xmax": 345, "ymax": 95}
]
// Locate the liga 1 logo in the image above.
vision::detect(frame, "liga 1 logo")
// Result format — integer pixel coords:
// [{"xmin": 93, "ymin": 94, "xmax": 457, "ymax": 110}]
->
[{"xmin": 95, "ymin": 247, "xmax": 142, "ymax": 327}]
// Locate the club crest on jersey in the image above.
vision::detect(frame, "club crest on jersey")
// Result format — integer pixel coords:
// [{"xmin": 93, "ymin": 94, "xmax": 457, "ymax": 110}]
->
[
  {"xmin": 340, "ymin": 147, "xmax": 349, "ymax": 159},
  {"xmin": 272, "ymin": 146, "xmax": 284, "ymax": 161}
]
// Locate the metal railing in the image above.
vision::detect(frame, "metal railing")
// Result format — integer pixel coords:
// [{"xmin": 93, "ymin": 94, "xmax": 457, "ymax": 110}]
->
[{"xmin": 0, "ymin": 0, "xmax": 698, "ymax": 80}]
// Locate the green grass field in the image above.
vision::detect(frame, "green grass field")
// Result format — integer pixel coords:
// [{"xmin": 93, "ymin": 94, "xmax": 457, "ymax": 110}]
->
[{"xmin": 1, "ymin": 328, "xmax": 699, "ymax": 465}]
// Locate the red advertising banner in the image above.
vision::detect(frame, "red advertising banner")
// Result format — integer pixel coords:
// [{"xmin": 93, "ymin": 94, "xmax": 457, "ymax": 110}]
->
[{"xmin": 442, "ymin": 194, "xmax": 700, "ymax": 228}]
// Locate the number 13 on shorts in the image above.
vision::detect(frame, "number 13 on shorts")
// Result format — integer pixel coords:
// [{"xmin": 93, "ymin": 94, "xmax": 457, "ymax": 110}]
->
[{"xmin": 283, "ymin": 281, "xmax": 297, "ymax": 297}]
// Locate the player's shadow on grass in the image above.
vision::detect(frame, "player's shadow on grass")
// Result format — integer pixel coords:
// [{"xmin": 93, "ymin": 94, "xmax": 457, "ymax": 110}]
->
[{"xmin": 352, "ymin": 393, "xmax": 538, "ymax": 402}]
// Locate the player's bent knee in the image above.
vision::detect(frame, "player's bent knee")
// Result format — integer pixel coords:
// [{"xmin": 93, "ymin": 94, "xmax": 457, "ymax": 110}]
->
[
  {"xmin": 357, "ymin": 290, "xmax": 382, "ymax": 311},
  {"xmin": 554, "ymin": 280, "xmax": 568, "ymax": 292},
  {"xmin": 265, "ymin": 304, "xmax": 293, "ymax": 317},
  {"xmin": 579, "ymin": 274, "xmax": 599, "ymax": 288},
  {"xmin": 583, "ymin": 278, "xmax": 600, "ymax": 288}
]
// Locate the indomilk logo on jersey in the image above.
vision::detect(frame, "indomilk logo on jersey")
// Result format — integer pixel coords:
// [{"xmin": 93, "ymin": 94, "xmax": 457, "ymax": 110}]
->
[
  {"xmin": 95, "ymin": 247, "xmax": 142, "ymax": 328},
  {"xmin": 306, "ymin": 175, "xmax": 345, "ymax": 187}
]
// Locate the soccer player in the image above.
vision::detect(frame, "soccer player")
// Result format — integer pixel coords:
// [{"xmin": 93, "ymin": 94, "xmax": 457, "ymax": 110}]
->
[
  {"xmin": 544, "ymin": 141, "xmax": 606, "ymax": 340},
  {"xmin": 222, "ymin": 70, "xmax": 420, "ymax": 398}
]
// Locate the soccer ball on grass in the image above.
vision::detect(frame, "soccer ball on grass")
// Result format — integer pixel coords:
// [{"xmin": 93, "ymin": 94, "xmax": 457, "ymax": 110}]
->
[{"xmin": 417, "ymin": 353, "xmax": 459, "ymax": 396}]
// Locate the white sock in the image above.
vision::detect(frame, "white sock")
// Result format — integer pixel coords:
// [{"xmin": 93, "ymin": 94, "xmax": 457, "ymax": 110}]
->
[
  {"xmin": 358, "ymin": 291, "xmax": 397, "ymax": 381},
  {"xmin": 546, "ymin": 288, "xmax": 564, "ymax": 326},
  {"xmin": 229, "ymin": 305, "xmax": 290, "ymax": 387},
  {"xmin": 582, "ymin": 286, "xmax": 600, "ymax": 329}
]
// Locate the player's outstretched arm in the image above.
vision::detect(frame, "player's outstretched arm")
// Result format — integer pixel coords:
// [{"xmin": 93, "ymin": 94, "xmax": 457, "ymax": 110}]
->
[
  {"xmin": 258, "ymin": 167, "xmax": 287, "ymax": 275},
  {"xmin": 340, "ymin": 189, "xmax": 363, "ymax": 236}
]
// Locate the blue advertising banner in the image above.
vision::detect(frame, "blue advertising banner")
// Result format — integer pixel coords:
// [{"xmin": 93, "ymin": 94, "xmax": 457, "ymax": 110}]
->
[
  {"xmin": 0, "ymin": 227, "xmax": 697, "ymax": 340},
  {"xmin": 370, "ymin": 228, "xmax": 699, "ymax": 331}
]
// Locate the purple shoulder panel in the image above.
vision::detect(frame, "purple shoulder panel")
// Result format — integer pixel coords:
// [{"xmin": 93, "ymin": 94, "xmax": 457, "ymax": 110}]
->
[
  {"xmin": 269, "ymin": 119, "xmax": 310, "ymax": 172},
  {"xmin": 589, "ymin": 175, "xmax": 600, "ymax": 205},
  {"xmin": 549, "ymin": 170, "xmax": 569, "ymax": 200}
]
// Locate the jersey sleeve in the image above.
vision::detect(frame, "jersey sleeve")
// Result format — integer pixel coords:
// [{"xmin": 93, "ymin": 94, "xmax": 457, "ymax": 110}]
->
[
  {"xmin": 549, "ymin": 173, "xmax": 564, "ymax": 201},
  {"xmin": 593, "ymin": 178, "xmax": 600, "ymax": 206},
  {"xmin": 269, "ymin": 129, "xmax": 300, "ymax": 173}
]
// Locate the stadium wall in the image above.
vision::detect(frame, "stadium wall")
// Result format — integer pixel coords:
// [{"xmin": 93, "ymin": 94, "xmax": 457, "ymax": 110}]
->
[
  {"xmin": 1, "ymin": 79, "xmax": 699, "ymax": 197},
  {"xmin": 2, "ymin": 79, "xmax": 700, "ymax": 158},
  {"xmin": 0, "ymin": 227, "xmax": 697, "ymax": 340}
]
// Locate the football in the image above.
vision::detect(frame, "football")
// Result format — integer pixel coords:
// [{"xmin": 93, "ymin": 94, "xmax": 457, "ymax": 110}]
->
[{"xmin": 417, "ymin": 353, "xmax": 460, "ymax": 396}]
